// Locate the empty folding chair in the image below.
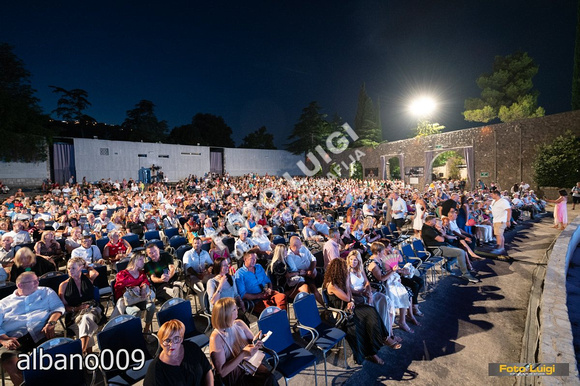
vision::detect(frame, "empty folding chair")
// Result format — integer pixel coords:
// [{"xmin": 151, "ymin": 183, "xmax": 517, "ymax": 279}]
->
[
  {"xmin": 39, "ymin": 271, "xmax": 69, "ymax": 293},
  {"xmin": 157, "ymin": 297, "xmax": 211, "ymax": 347},
  {"xmin": 122, "ymin": 233, "xmax": 142, "ymax": 249},
  {"xmin": 96, "ymin": 315, "xmax": 157, "ymax": 385},
  {"xmin": 161, "ymin": 227, "xmax": 180, "ymax": 245},
  {"xmin": 144, "ymin": 230, "xmax": 161, "ymax": 242},
  {"xmin": 22, "ymin": 338, "xmax": 86, "ymax": 386},
  {"xmin": 96, "ymin": 236, "xmax": 110, "ymax": 254},
  {"xmin": 293, "ymin": 292, "xmax": 347, "ymax": 386},
  {"xmin": 258, "ymin": 308, "xmax": 318, "ymax": 386}
]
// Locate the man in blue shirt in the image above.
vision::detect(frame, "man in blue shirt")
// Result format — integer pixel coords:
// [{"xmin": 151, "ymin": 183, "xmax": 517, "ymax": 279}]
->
[{"xmin": 235, "ymin": 251, "xmax": 287, "ymax": 313}]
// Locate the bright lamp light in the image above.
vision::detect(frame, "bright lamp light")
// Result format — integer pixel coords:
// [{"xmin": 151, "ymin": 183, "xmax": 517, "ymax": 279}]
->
[{"xmin": 409, "ymin": 97, "xmax": 436, "ymax": 117}]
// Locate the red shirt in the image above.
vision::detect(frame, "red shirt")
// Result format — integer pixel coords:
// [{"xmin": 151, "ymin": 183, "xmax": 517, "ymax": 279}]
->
[
  {"xmin": 114, "ymin": 270, "xmax": 150, "ymax": 300},
  {"xmin": 106, "ymin": 240, "xmax": 128, "ymax": 258}
]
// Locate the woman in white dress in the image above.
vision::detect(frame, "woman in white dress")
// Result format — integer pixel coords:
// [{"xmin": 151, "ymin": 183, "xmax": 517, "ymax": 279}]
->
[
  {"xmin": 347, "ymin": 250, "xmax": 401, "ymax": 347},
  {"xmin": 413, "ymin": 193, "xmax": 427, "ymax": 238}
]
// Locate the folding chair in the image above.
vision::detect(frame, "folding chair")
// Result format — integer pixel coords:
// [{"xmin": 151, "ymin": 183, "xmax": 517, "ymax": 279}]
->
[
  {"xmin": 258, "ymin": 308, "xmax": 318, "ymax": 386},
  {"xmin": 161, "ymin": 227, "xmax": 180, "ymax": 245},
  {"xmin": 96, "ymin": 236, "xmax": 110, "ymax": 254},
  {"xmin": 144, "ymin": 230, "xmax": 161, "ymax": 242},
  {"xmin": 93, "ymin": 264, "xmax": 114, "ymax": 313},
  {"xmin": 23, "ymin": 338, "xmax": 86, "ymax": 386},
  {"xmin": 39, "ymin": 271, "xmax": 69, "ymax": 293},
  {"xmin": 122, "ymin": 233, "xmax": 142, "ymax": 249},
  {"xmin": 157, "ymin": 298, "xmax": 211, "ymax": 347},
  {"xmin": 145, "ymin": 239, "xmax": 165, "ymax": 250},
  {"xmin": 0, "ymin": 281, "xmax": 16, "ymax": 301},
  {"xmin": 293, "ymin": 292, "xmax": 347, "ymax": 386},
  {"xmin": 96, "ymin": 315, "xmax": 157, "ymax": 385}
]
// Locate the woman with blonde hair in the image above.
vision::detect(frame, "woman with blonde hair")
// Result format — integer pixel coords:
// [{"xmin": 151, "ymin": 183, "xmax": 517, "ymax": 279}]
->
[
  {"xmin": 144, "ymin": 319, "xmax": 213, "ymax": 386},
  {"xmin": 209, "ymin": 298, "xmax": 275, "ymax": 385},
  {"xmin": 346, "ymin": 250, "xmax": 400, "ymax": 348},
  {"xmin": 9, "ymin": 247, "xmax": 55, "ymax": 282},
  {"xmin": 58, "ymin": 257, "xmax": 101, "ymax": 354},
  {"xmin": 103, "ymin": 229, "xmax": 132, "ymax": 264},
  {"xmin": 34, "ymin": 230, "xmax": 64, "ymax": 266}
]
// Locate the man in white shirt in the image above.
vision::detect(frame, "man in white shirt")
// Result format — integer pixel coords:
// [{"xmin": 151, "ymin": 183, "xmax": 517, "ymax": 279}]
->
[
  {"xmin": 7, "ymin": 221, "xmax": 31, "ymax": 246},
  {"xmin": 71, "ymin": 233, "xmax": 105, "ymax": 265},
  {"xmin": 286, "ymin": 236, "xmax": 324, "ymax": 305},
  {"xmin": 183, "ymin": 237, "xmax": 213, "ymax": 293},
  {"xmin": 313, "ymin": 213, "xmax": 330, "ymax": 237},
  {"xmin": 490, "ymin": 190, "xmax": 512, "ymax": 255},
  {"xmin": 0, "ymin": 272, "xmax": 64, "ymax": 385},
  {"xmin": 390, "ymin": 192, "xmax": 407, "ymax": 231}
]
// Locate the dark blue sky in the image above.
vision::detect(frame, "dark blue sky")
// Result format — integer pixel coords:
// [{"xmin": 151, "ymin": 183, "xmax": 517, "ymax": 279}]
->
[{"xmin": 2, "ymin": 0, "xmax": 577, "ymax": 147}]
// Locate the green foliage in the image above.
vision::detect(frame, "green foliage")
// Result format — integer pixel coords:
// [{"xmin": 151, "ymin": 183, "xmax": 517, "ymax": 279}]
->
[
  {"xmin": 463, "ymin": 51, "xmax": 544, "ymax": 123},
  {"xmin": 387, "ymin": 157, "xmax": 400, "ymax": 179},
  {"xmin": 414, "ymin": 120, "xmax": 445, "ymax": 137},
  {"xmin": 122, "ymin": 100, "xmax": 168, "ymax": 143},
  {"xmin": 240, "ymin": 126, "xmax": 276, "ymax": 149},
  {"xmin": 50, "ymin": 86, "xmax": 95, "ymax": 123},
  {"xmin": 352, "ymin": 83, "xmax": 381, "ymax": 147},
  {"xmin": 432, "ymin": 151, "xmax": 460, "ymax": 168},
  {"xmin": 533, "ymin": 131, "xmax": 580, "ymax": 188},
  {"xmin": 447, "ymin": 157, "xmax": 462, "ymax": 180},
  {"xmin": 0, "ymin": 42, "xmax": 50, "ymax": 162},
  {"xmin": 350, "ymin": 161, "xmax": 363, "ymax": 180},
  {"xmin": 168, "ymin": 113, "xmax": 234, "ymax": 147},
  {"xmin": 285, "ymin": 101, "xmax": 332, "ymax": 155}
]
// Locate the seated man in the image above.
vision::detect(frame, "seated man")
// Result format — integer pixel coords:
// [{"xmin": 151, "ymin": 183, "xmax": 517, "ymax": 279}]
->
[
  {"xmin": 287, "ymin": 236, "xmax": 324, "ymax": 305},
  {"xmin": 65, "ymin": 226, "xmax": 83, "ymax": 255},
  {"xmin": 183, "ymin": 237, "xmax": 213, "ymax": 293},
  {"xmin": 235, "ymin": 251, "xmax": 287, "ymax": 313},
  {"xmin": 7, "ymin": 221, "xmax": 31, "ymax": 246},
  {"xmin": 71, "ymin": 232, "xmax": 105, "ymax": 265},
  {"xmin": 421, "ymin": 215, "xmax": 478, "ymax": 283},
  {"xmin": 313, "ymin": 213, "xmax": 330, "ymax": 237},
  {"xmin": 0, "ymin": 272, "xmax": 65, "ymax": 385},
  {"xmin": 144, "ymin": 243, "xmax": 180, "ymax": 302},
  {"xmin": 0, "ymin": 234, "xmax": 15, "ymax": 268}
]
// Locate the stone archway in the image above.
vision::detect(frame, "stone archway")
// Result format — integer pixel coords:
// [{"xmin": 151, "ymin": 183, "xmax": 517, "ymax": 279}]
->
[
  {"xmin": 425, "ymin": 146, "xmax": 473, "ymax": 188},
  {"xmin": 380, "ymin": 154, "xmax": 404, "ymax": 181}
]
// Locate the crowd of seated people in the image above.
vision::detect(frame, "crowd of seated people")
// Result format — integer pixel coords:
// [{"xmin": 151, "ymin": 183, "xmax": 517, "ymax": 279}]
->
[{"xmin": 0, "ymin": 173, "xmax": 550, "ymax": 383}]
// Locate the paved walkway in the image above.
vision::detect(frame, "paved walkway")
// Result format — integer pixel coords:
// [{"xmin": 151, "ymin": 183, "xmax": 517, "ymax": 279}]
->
[{"xmin": 294, "ymin": 212, "xmax": 565, "ymax": 386}]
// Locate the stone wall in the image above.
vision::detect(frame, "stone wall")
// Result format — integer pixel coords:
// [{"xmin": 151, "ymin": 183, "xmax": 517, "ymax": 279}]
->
[{"xmin": 329, "ymin": 110, "xmax": 580, "ymax": 190}]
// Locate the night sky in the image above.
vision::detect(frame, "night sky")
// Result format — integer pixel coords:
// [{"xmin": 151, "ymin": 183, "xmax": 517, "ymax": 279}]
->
[{"xmin": 2, "ymin": 0, "xmax": 577, "ymax": 148}]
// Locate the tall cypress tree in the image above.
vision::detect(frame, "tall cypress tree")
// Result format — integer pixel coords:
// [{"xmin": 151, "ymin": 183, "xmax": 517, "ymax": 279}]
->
[{"xmin": 352, "ymin": 83, "xmax": 381, "ymax": 147}]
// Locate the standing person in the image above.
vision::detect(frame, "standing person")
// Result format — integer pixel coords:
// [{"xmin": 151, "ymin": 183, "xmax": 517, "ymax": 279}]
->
[
  {"xmin": 546, "ymin": 189, "xmax": 569, "ymax": 230},
  {"xmin": 571, "ymin": 182, "xmax": 580, "ymax": 211},
  {"xmin": 412, "ymin": 193, "xmax": 427, "ymax": 238},
  {"xmin": 390, "ymin": 192, "xmax": 407, "ymax": 232},
  {"xmin": 144, "ymin": 319, "xmax": 214, "ymax": 386},
  {"xmin": 490, "ymin": 190, "xmax": 512, "ymax": 255}
]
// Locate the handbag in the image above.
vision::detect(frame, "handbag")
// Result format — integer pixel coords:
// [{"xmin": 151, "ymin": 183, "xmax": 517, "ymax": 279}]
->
[
  {"xmin": 74, "ymin": 300, "xmax": 102, "ymax": 324},
  {"xmin": 123, "ymin": 284, "xmax": 155, "ymax": 306}
]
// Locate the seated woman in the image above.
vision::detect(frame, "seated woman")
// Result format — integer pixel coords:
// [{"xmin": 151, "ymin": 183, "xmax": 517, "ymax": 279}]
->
[
  {"xmin": 144, "ymin": 319, "xmax": 213, "ymax": 386},
  {"xmin": 112, "ymin": 252, "xmax": 156, "ymax": 334},
  {"xmin": 209, "ymin": 298, "xmax": 275, "ymax": 385},
  {"xmin": 209, "ymin": 237, "xmax": 231, "ymax": 264},
  {"xmin": 250, "ymin": 226, "xmax": 273, "ymax": 257},
  {"xmin": 323, "ymin": 258, "xmax": 390, "ymax": 364},
  {"xmin": 207, "ymin": 258, "xmax": 249, "ymax": 324},
  {"xmin": 365, "ymin": 241, "xmax": 419, "ymax": 334},
  {"xmin": 103, "ymin": 230, "xmax": 132, "ymax": 264},
  {"xmin": 58, "ymin": 257, "xmax": 102, "ymax": 354},
  {"xmin": 34, "ymin": 230, "xmax": 64, "ymax": 266},
  {"xmin": 9, "ymin": 247, "xmax": 55, "ymax": 282},
  {"xmin": 346, "ymin": 250, "xmax": 401, "ymax": 348}
]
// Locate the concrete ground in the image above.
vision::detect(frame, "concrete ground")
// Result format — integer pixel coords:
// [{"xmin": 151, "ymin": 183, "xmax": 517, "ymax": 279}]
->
[{"xmin": 3, "ymin": 205, "xmax": 575, "ymax": 386}]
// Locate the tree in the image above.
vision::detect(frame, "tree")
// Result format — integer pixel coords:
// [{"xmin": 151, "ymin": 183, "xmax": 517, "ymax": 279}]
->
[
  {"xmin": 414, "ymin": 120, "xmax": 445, "ymax": 137},
  {"xmin": 463, "ymin": 51, "xmax": 545, "ymax": 123},
  {"xmin": 240, "ymin": 126, "xmax": 276, "ymax": 149},
  {"xmin": 0, "ymin": 43, "xmax": 49, "ymax": 162},
  {"xmin": 533, "ymin": 131, "xmax": 580, "ymax": 188},
  {"xmin": 49, "ymin": 86, "xmax": 95, "ymax": 123},
  {"xmin": 121, "ymin": 100, "xmax": 168, "ymax": 143},
  {"xmin": 573, "ymin": 0, "xmax": 580, "ymax": 110},
  {"xmin": 352, "ymin": 83, "xmax": 381, "ymax": 147},
  {"xmin": 167, "ymin": 113, "xmax": 235, "ymax": 147},
  {"xmin": 286, "ymin": 101, "xmax": 332, "ymax": 155}
]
